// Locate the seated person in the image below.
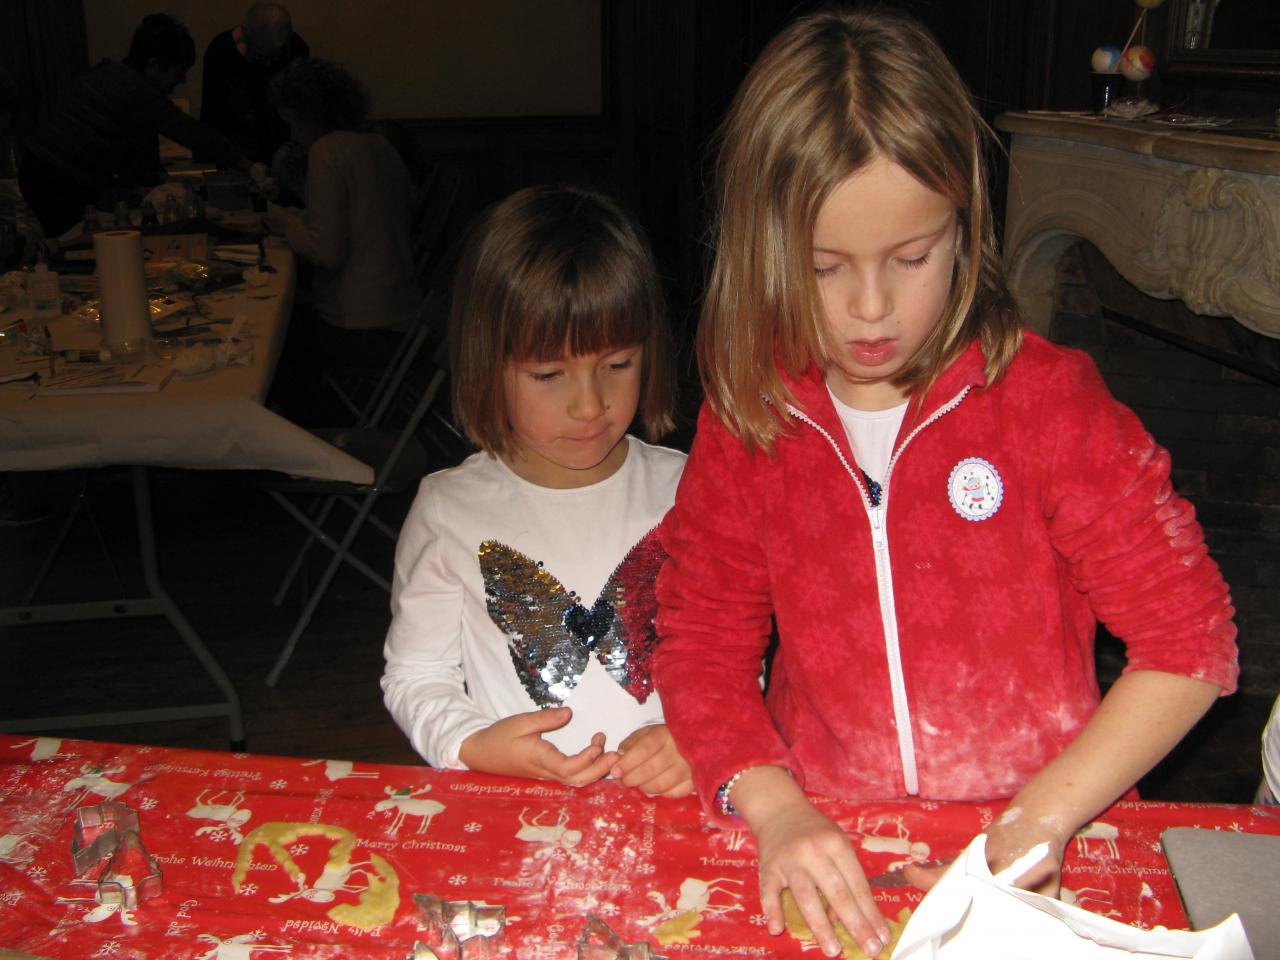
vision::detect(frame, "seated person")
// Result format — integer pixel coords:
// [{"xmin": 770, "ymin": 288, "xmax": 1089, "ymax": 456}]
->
[
  {"xmin": 18, "ymin": 13, "xmax": 245, "ymax": 239},
  {"xmin": 265, "ymin": 58, "xmax": 422, "ymax": 422},
  {"xmin": 267, "ymin": 58, "xmax": 421, "ymax": 333},
  {"xmin": 201, "ymin": 2, "xmax": 309, "ymax": 164}
]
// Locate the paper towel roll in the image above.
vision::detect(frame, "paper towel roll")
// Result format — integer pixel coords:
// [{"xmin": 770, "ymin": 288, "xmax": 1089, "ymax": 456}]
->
[{"xmin": 93, "ymin": 230, "xmax": 151, "ymax": 357}]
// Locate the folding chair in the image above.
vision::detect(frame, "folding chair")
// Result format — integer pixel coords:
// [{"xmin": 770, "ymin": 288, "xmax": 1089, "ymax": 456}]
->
[
  {"xmin": 411, "ymin": 166, "xmax": 463, "ymax": 287},
  {"xmin": 260, "ymin": 300, "xmax": 449, "ymax": 687}
]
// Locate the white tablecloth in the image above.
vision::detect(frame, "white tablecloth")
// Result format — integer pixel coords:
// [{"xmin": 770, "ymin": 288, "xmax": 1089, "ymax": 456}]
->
[{"xmin": 0, "ymin": 245, "xmax": 373, "ymax": 484}]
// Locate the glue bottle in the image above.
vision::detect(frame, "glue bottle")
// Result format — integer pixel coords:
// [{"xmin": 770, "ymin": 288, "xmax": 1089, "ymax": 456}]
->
[{"xmin": 29, "ymin": 254, "xmax": 60, "ymax": 318}]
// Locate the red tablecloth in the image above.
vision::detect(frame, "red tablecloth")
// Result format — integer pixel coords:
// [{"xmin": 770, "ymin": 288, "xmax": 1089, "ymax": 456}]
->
[{"xmin": 2, "ymin": 733, "xmax": 1278, "ymax": 958}]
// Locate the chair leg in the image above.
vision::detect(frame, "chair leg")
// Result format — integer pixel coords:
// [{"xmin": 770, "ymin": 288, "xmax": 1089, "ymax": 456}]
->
[
  {"xmin": 271, "ymin": 493, "xmax": 340, "ymax": 607},
  {"xmin": 23, "ymin": 473, "xmax": 125, "ymax": 605},
  {"xmin": 264, "ymin": 490, "xmax": 388, "ymax": 688}
]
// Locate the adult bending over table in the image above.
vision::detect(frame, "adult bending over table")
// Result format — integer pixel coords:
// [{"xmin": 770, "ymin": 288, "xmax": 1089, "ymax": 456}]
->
[
  {"xmin": 266, "ymin": 58, "xmax": 421, "ymax": 423},
  {"xmin": 18, "ymin": 13, "xmax": 246, "ymax": 239}
]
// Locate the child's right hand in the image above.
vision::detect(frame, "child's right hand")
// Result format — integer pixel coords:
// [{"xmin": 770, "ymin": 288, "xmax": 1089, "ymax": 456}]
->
[
  {"xmin": 458, "ymin": 707, "xmax": 619, "ymax": 786},
  {"xmin": 735, "ymin": 766, "xmax": 891, "ymax": 958}
]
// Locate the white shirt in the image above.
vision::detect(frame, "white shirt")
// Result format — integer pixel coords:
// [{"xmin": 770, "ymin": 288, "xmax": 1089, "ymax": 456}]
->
[
  {"xmin": 829, "ymin": 388, "xmax": 909, "ymax": 484},
  {"xmin": 282, "ymin": 129, "xmax": 422, "ymax": 330},
  {"xmin": 382, "ymin": 437, "xmax": 686, "ymax": 768}
]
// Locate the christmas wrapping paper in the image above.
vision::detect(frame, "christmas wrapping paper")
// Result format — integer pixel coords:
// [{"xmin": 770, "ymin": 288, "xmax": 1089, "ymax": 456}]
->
[{"xmin": 2, "ymin": 733, "xmax": 1278, "ymax": 959}]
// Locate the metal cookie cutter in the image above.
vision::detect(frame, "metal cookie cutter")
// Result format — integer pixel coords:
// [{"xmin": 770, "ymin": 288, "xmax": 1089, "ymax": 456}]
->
[
  {"xmin": 410, "ymin": 894, "xmax": 506, "ymax": 959},
  {"xmin": 577, "ymin": 915, "xmax": 667, "ymax": 960},
  {"xmin": 70, "ymin": 801, "xmax": 163, "ymax": 907}
]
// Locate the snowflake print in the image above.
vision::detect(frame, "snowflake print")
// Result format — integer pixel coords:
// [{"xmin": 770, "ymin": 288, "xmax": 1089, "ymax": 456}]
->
[
  {"xmin": 27, "ymin": 865, "xmax": 47, "ymax": 882},
  {"xmin": 587, "ymin": 793, "xmax": 608, "ymax": 806},
  {"xmin": 750, "ymin": 914, "xmax": 767, "ymax": 926},
  {"xmin": 919, "ymin": 801, "xmax": 939, "ymax": 811},
  {"xmin": 596, "ymin": 902, "xmax": 620, "ymax": 917},
  {"xmin": 463, "ymin": 822, "xmax": 482, "ymax": 833},
  {"xmin": 138, "ymin": 797, "xmax": 158, "ymax": 811},
  {"xmin": 271, "ymin": 779, "xmax": 288, "ymax": 790},
  {"xmin": 206, "ymin": 827, "xmax": 230, "ymax": 843},
  {"xmin": 632, "ymin": 863, "xmax": 656, "ymax": 875},
  {"xmin": 238, "ymin": 883, "xmax": 259, "ymax": 896},
  {"xmin": 448, "ymin": 874, "xmax": 467, "ymax": 885},
  {"xmin": 93, "ymin": 942, "xmax": 121, "ymax": 957},
  {"xmin": 289, "ymin": 842, "xmax": 309, "ymax": 857}
]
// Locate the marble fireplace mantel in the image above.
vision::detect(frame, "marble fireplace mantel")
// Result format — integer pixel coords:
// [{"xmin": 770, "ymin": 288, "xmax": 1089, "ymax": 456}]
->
[{"xmin": 995, "ymin": 112, "xmax": 1280, "ymax": 340}]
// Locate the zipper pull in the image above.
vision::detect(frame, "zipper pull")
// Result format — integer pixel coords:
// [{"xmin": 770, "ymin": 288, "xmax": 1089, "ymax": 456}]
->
[{"xmin": 869, "ymin": 505, "xmax": 887, "ymax": 548}]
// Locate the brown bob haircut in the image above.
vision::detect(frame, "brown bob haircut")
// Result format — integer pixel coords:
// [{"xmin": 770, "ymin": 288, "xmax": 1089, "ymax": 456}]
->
[
  {"xmin": 448, "ymin": 184, "xmax": 676, "ymax": 456},
  {"xmin": 699, "ymin": 4, "xmax": 1021, "ymax": 453}
]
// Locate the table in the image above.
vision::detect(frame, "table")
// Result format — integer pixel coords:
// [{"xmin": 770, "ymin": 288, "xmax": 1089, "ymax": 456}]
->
[
  {"xmin": 0, "ymin": 244, "xmax": 373, "ymax": 749},
  {"xmin": 2, "ymin": 733, "xmax": 1277, "ymax": 959},
  {"xmin": 0, "ymin": 244, "xmax": 372, "ymax": 483}
]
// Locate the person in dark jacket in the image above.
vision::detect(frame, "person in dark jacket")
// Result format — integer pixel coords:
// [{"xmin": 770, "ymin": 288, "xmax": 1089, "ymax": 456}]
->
[
  {"xmin": 200, "ymin": 2, "xmax": 309, "ymax": 164},
  {"xmin": 18, "ymin": 13, "xmax": 245, "ymax": 238}
]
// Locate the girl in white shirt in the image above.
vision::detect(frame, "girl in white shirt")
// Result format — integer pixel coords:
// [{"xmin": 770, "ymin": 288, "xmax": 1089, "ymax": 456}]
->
[{"xmin": 382, "ymin": 184, "xmax": 692, "ymax": 796}]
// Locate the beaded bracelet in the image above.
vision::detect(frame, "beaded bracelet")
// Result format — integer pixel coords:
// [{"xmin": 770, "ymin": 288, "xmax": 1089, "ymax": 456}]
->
[{"xmin": 714, "ymin": 769, "xmax": 748, "ymax": 817}]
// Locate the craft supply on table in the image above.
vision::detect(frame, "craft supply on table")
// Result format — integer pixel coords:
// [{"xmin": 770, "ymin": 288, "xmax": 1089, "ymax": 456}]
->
[
  {"xmin": 93, "ymin": 230, "xmax": 151, "ymax": 358},
  {"xmin": 37, "ymin": 361, "xmax": 174, "ymax": 395},
  {"xmin": 28, "ymin": 256, "xmax": 60, "ymax": 318}
]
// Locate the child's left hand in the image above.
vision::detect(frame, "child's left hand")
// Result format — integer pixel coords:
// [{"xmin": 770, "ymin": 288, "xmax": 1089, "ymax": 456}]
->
[
  {"xmin": 904, "ymin": 804, "xmax": 1066, "ymax": 896},
  {"xmin": 609, "ymin": 723, "xmax": 694, "ymax": 797}
]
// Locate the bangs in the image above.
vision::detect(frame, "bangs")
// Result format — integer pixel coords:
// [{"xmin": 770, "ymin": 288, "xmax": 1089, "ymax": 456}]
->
[{"xmin": 504, "ymin": 247, "xmax": 653, "ymax": 362}]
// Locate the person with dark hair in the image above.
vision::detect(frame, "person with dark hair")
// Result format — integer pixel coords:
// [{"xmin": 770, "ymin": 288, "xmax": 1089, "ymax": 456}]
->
[
  {"xmin": 267, "ymin": 57, "xmax": 420, "ymax": 334},
  {"xmin": 200, "ymin": 2, "xmax": 309, "ymax": 163},
  {"xmin": 18, "ymin": 13, "xmax": 245, "ymax": 238},
  {"xmin": 382, "ymin": 184, "xmax": 690, "ymax": 796}
]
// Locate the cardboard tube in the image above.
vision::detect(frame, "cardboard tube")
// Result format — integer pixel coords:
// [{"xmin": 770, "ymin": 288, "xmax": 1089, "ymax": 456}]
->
[{"xmin": 93, "ymin": 230, "xmax": 151, "ymax": 357}]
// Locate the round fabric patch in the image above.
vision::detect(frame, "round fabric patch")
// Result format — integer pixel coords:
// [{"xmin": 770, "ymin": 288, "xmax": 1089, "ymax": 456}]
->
[{"xmin": 948, "ymin": 457, "xmax": 1003, "ymax": 521}]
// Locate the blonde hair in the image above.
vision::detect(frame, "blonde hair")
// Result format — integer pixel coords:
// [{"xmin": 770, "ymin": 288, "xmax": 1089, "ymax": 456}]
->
[
  {"xmin": 449, "ymin": 184, "xmax": 676, "ymax": 456},
  {"xmin": 700, "ymin": 4, "xmax": 1021, "ymax": 452}
]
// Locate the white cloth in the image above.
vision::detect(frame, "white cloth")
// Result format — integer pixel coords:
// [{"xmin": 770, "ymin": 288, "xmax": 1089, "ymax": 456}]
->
[
  {"xmin": 382, "ymin": 437, "xmax": 686, "ymax": 769},
  {"xmin": 282, "ymin": 129, "xmax": 421, "ymax": 330},
  {"xmin": 829, "ymin": 388, "xmax": 908, "ymax": 484},
  {"xmin": 895, "ymin": 833, "xmax": 1253, "ymax": 959},
  {"xmin": 1261, "ymin": 693, "xmax": 1280, "ymax": 804}
]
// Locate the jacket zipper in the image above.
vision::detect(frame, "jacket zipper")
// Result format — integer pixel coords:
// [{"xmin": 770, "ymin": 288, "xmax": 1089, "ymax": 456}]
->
[{"xmin": 788, "ymin": 385, "xmax": 970, "ymax": 795}]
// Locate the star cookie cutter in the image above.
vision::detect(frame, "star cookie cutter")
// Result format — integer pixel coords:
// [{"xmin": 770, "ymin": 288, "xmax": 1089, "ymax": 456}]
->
[
  {"xmin": 410, "ymin": 894, "xmax": 506, "ymax": 959},
  {"xmin": 69, "ymin": 801, "xmax": 163, "ymax": 907},
  {"xmin": 577, "ymin": 915, "xmax": 667, "ymax": 960}
]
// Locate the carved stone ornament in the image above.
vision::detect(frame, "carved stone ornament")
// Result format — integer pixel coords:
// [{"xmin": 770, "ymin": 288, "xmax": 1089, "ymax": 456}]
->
[
  {"xmin": 995, "ymin": 112, "xmax": 1280, "ymax": 341},
  {"xmin": 1138, "ymin": 168, "xmax": 1280, "ymax": 325}
]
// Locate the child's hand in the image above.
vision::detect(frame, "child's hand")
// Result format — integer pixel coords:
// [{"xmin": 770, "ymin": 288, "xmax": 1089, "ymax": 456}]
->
[
  {"xmin": 459, "ymin": 707, "xmax": 619, "ymax": 786},
  {"xmin": 737, "ymin": 767, "xmax": 891, "ymax": 958},
  {"xmin": 903, "ymin": 803, "xmax": 1066, "ymax": 896},
  {"xmin": 609, "ymin": 724, "xmax": 694, "ymax": 797}
]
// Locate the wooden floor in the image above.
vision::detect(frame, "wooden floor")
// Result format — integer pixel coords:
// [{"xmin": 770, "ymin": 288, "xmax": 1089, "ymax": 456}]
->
[{"xmin": 1, "ymin": 463, "xmax": 1271, "ymax": 806}]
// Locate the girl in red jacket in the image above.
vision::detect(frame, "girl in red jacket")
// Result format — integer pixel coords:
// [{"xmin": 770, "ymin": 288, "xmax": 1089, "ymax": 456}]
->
[{"xmin": 652, "ymin": 7, "xmax": 1239, "ymax": 958}]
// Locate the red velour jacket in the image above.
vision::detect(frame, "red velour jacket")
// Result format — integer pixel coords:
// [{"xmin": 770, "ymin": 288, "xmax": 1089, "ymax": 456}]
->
[{"xmin": 654, "ymin": 333, "xmax": 1238, "ymax": 822}]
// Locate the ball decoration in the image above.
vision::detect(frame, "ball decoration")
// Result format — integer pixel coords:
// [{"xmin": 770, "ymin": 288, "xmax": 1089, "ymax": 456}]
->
[
  {"xmin": 1091, "ymin": 45, "xmax": 1122, "ymax": 73},
  {"xmin": 1120, "ymin": 45, "xmax": 1155, "ymax": 82}
]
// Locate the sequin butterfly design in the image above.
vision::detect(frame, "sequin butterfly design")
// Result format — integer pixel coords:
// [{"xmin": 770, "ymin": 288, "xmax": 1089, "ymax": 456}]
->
[{"xmin": 480, "ymin": 529, "xmax": 666, "ymax": 708}]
